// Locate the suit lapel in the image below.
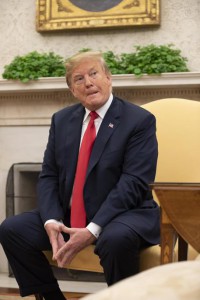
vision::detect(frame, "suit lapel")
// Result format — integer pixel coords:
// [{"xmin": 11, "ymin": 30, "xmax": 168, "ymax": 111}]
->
[
  {"xmin": 64, "ymin": 105, "xmax": 85, "ymax": 179},
  {"xmin": 87, "ymin": 97, "xmax": 121, "ymax": 176}
]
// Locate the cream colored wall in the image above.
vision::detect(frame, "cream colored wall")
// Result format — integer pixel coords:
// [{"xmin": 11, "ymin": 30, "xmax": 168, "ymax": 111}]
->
[{"xmin": 0, "ymin": 0, "xmax": 200, "ymax": 78}]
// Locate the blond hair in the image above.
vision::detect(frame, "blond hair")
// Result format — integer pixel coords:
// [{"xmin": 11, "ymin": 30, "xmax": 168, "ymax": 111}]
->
[{"xmin": 65, "ymin": 51, "xmax": 111, "ymax": 87}]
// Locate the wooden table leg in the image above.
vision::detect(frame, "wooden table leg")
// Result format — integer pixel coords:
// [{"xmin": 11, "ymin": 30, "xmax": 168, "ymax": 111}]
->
[{"xmin": 160, "ymin": 208, "xmax": 177, "ymax": 264}]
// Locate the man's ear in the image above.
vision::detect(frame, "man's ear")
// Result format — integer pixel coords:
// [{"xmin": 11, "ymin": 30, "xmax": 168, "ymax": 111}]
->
[{"xmin": 106, "ymin": 74, "xmax": 112, "ymax": 86}]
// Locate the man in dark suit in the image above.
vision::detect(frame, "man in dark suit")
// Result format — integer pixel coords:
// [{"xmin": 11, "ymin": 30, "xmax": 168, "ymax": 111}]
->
[{"xmin": 0, "ymin": 51, "xmax": 160, "ymax": 300}]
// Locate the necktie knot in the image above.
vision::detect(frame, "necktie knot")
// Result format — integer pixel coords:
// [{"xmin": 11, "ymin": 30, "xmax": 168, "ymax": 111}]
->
[{"xmin": 90, "ymin": 111, "xmax": 98, "ymax": 120}]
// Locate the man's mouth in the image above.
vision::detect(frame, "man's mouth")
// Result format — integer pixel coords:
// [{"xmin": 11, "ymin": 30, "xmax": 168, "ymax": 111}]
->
[{"xmin": 87, "ymin": 91, "xmax": 98, "ymax": 96}]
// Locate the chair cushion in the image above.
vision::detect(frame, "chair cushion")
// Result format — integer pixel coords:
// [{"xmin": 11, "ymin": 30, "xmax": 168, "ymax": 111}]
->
[
  {"xmin": 44, "ymin": 245, "xmax": 103, "ymax": 273},
  {"xmin": 44, "ymin": 244, "xmax": 161, "ymax": 273}
]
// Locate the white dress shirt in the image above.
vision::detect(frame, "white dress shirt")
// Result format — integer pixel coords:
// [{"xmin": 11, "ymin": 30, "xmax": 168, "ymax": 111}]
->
[{"xmin": 45, "ymin": 94, "xmax": 113, "ymax": 239}]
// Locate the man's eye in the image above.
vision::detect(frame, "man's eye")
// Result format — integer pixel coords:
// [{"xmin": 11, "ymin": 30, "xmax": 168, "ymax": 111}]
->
[
  {"xmin": 74, "ymin": 76, "xmax": 83, "ymax": 84},
  {"xmin": 90, "ymin": 71, "xmax": 97, "ymax": 78}
]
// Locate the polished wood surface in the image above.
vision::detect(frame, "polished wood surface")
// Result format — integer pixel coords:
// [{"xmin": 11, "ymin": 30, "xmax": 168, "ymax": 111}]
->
[
  {"xmin": 151, "ymin": 183, "xmax": 200, "ymax": 264},
  {"xmin": 0, "ymin": 287, "xmax": 86, "ymax": 299}
]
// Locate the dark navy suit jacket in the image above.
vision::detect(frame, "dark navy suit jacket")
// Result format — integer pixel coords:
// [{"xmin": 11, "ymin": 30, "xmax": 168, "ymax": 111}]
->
[{"xmin": 37, "ymin": 96, "xmax": 160, "ymax": 245}]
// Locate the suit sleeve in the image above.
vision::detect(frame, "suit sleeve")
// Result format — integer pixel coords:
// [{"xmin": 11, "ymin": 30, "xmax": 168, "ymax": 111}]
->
[{"xmin": 37, "ymin": 114, "xmax": 64, "ymax": 224}]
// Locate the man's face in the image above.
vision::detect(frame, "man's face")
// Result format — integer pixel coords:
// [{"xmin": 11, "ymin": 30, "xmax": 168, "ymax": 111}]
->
[{"xmin": 70, "ymin": 59, "xmax": 112, "ymax": 111}]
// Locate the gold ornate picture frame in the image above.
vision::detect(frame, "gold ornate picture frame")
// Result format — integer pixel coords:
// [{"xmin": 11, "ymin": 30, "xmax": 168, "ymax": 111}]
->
[{"xmin": 36, "ymin": 0, "xmax": 160, "ymax": 31}]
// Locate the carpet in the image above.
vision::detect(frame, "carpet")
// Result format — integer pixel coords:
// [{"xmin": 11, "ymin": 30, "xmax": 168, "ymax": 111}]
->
[
  {"xmin": 0, "ymin": 296, "xmax": 80, "ymax": 300},
  {"xmin": 0, "ymin": 295, "xmax": 34, "ymax": 300},
  {"xmin": 0, "ymin": 287, "xmax": 84, "ymax": 299},
  {"xmin": 0, "ymin": 292, "xmax": 83, "ymax": 299}
]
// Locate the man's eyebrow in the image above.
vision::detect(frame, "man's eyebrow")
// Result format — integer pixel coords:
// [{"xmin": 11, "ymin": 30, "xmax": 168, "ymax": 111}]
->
[
  {"xmin": 73, "ymin": 74, "xmax": 83, "ymax": 78},
  {"xmin": 73, "ymin": 67, "xmax": 97, "ymax": 77}
]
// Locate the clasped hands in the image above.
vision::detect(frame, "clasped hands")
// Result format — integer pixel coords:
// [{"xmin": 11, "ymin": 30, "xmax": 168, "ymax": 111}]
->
[{"xmin": 45, "ymin": 222, "xmax": 96, "ymax": 268}]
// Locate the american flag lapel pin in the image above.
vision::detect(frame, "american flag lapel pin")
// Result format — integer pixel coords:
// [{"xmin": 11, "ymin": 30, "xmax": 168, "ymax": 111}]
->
[{"xmin": 108, "ymin": 123, "xmax": 114, "ymax": 128}]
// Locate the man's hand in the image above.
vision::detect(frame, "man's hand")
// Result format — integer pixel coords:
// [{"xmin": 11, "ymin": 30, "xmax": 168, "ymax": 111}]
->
[
  {"xmin": 44, "ymin": 222, "xmax": 65, "ymax": 260},
  {"xmin": 54, "ymin": 225, "xmax": 96, "ymax": 268}
]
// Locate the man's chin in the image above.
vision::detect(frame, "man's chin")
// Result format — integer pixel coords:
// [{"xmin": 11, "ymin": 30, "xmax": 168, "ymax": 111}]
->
[{"xmin": 86, "ymin": 97, "xmax": 101, "ymax": 109}]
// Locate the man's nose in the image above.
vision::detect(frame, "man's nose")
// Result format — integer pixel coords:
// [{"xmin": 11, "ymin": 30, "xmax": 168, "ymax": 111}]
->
[{"xmin": 84, "ymin": 74, "xmax": 93, "ymax": 86}]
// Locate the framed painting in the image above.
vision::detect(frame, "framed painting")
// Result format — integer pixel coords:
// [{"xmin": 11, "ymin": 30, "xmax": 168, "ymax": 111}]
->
[{"xmin": 36, "ymin": 0, "xmax": 160, "ymax": 32}]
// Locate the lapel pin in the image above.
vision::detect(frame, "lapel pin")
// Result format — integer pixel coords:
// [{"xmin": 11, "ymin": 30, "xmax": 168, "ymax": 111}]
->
[{"xmin": 108, "ymin": 123, "xmax": 114, "ymax": 128}]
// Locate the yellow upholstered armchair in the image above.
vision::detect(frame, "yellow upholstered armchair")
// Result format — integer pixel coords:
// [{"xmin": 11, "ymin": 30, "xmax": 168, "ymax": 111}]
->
[
  {"xmin": 41, "ymin": 98, "xmax": 199, "ymax": 299},
  {"xmin": 142, "ymin": 98, "xmax": 200, "ymax": 185},
  {"xmin": 142, "ymin": 98, "xmax": 200, "ymax": 263}
]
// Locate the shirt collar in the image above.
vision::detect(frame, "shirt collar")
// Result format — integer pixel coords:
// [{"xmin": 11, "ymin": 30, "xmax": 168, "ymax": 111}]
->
[{"xmin": 84, "ymin": 93, "xmax": 113, "ymax": 122}]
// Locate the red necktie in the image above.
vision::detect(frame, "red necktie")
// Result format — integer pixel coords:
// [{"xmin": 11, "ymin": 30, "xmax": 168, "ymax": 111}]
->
[{"xmin": 71, "ymin": 111, "xmax": 99, "ymax": 227}]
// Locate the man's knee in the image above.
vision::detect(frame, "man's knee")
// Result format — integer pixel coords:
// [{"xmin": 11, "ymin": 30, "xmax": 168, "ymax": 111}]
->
[
  {"xmin": 95, "ymin": 223, "xmax": 140, "ymax": 258},
  {"xmin": 0, "ymin": 216, "xmax": 19, "ymax": 243},
  {"xmin": 0, "ymin": 220, "xmax": 11, "ymax": 246}
]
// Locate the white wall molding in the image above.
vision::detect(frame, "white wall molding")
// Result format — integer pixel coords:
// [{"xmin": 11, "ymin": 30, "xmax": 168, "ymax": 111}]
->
[
  {"xmin": 0, "ymin": 73, "xmax": 200, "ymax": 126},
  {"xmin": 0, "ymin": 72, "xmax": 200, "ymax": 92}
]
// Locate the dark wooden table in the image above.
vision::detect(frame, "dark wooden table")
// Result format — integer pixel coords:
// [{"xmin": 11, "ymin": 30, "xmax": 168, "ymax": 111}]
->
[{"xmin": 151, "ymin": 183, "xmax": 200, "ymax": 264}]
